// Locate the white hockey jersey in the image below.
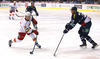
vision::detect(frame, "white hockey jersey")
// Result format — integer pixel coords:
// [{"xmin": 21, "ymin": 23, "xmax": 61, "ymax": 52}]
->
[
  {"xmin": 10, "ymin": 4, "xmax": 17, "ymax": 11},
  {"xmin": 19, "ymin": 18, "xmax": 33, "ymax": 34}
]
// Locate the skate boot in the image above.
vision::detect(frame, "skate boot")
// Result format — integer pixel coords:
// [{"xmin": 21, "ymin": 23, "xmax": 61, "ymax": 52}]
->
[
  {"xmin": 80, "ymin": 44, "xmax": 87, "ymax": 48},
  {"xmin": 92, "ymin": 43, "xmax": 99, "ymax": 49},
  {"xmin": 9, "ymin": 17, "xmax": 11, "ymax": 20},
  {"xmin": 12, "ymin": 17, "xmax": 14, "ymax": 20},
  {"xmin": 80, "ymin": 40, "xmax": 87, "ymax": 48},
  {"xmin": 35, "ymin": 43, "xmax": 41, "ymax": 48},
  {"xmin": 9, "ymin": 40, "xmax": 12, "ymax": 47}
]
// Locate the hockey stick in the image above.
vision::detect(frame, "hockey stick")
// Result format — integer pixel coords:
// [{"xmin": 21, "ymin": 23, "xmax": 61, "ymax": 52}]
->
[
  {"xmin": 30, "ymin": 25, "xmax": 38, "ymax": 54},
  {"xmin": 15, "ymin": 13, "xmax": 36, "ymax": 17},
  {"xmin": 15, "ymin": 13, "xmax": 24, "ymax": 17},
  {"xmin": 53, "ymin": 23, "xmax": 71, "ymax": 56},
  {"xmin": 30, "ymin": 35, "xmax": 37, "ymax": 54},
  {"xmin": 18, "ymin": 11, "xmax": 25, "ymax": 14},
  {"xmin": 15, "ymin": 11, "xmax": 25, "ymax": 17},
  {"xmin": 54, "ymin": 33, "xmax": 65, "ymax": 56}
]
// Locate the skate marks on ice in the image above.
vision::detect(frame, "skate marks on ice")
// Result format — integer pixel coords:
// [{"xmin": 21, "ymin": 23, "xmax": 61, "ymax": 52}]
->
[
  {"xmin": 9, "ymin": 46, "xmax": 50, "ymax": 53},
  {"xmin": 56, "ymin": 47, "xmax": 100, "ymax": 59}
]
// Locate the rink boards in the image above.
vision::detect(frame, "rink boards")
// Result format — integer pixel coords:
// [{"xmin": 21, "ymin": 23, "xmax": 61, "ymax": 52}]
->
[{"xmin": 0, "ymin": 2, "xmax": 100, "ymax": 12}]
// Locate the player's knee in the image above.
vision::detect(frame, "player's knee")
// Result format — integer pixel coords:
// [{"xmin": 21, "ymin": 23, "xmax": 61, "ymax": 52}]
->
[
  {"xmin": 79, "ymin": 34, "xmax": 88, "ymax": 39},
  {"xmin": 18, "ymin": 32, "xmax": 26, "ymax": 40},
  {"xmin": 18, "ymin": 36, "xmax": 24, "ymax": 40},
  {"xmin": 86, "ymin": 36, "xmax": 90, "ymax": 40},
  {"xmin": 83, "ymin": 35, "xmax": 88, "ymax": 38},
  {"xmin": 80, "ymin": 35, "xmax": 84, "ymax": 39},
  {"xmin": 79, "ymin": 30, "xmax": 88, "ymax": 37}
]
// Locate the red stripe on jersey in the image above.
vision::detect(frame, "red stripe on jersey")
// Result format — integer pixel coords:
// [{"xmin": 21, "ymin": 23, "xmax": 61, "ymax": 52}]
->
[
  {"xmin": 81, "ymin": 22, "xmax": 86, "ymax": 26},
  {"xmin": 18, "ymin": 32, "xmax": 26, "ymax": 40}
]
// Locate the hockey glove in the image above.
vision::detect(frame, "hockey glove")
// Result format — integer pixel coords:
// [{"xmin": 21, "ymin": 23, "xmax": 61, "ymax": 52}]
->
[
  {"xmin": 63, "ymin": 29, "xmax": 69, "ymax": 33},
  {"xmin": 65, "ymin": 23, "xmax": 70, "ymax": 29},
  {"xmin": 33, "ymin": 30, "xmax": 39, "ymax": 35},
  {"xmin": 36, "ymin": 13, "xmax": 39, "ymax": 16}
]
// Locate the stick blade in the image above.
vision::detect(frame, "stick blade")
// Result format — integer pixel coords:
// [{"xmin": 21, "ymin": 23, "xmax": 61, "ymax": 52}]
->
[
  {"xmin": 54, "ymin": 54, "xmax": 56, "ymax": 57},
  {"xmin": 30, "ymin": 51, "xmax": 33, "ymax": 54}
]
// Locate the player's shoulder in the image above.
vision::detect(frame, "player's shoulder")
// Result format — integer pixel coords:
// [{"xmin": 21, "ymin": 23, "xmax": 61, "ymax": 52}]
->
[
  {"xmin": 72, "ymin": 12, "xmax": 79, "ymax": 18},
  {"xmin": 33, "ymin": 6, "xmax": 36, "ymax": 8},
  {"xmin": 33, "ymin": 6, "xmax": 36, "ymax": 9},
  {"xmin": 27, "ymin": 6, "xmax": 36, "ymax": 8},
  {"xmin": 76, "ymin": 11, "xmax": 82, "ymax": 16},
  {"xmin": 76, "ymin": 11, "xmax": 79, "ymax": 14}
]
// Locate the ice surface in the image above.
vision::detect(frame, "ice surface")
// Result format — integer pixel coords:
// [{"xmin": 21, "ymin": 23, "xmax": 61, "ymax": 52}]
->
[{"xmin": 0, "ymin": 8, "xmax": 100, "ymax": 59}]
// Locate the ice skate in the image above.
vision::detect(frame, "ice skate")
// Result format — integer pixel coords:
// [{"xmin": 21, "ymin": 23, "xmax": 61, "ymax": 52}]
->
[
  {"xmin": 80, "ymin": 40, "xmax": 87, "ymax": 48},
  {"xmin": 12, "ymin": 17, "xmax": 14, "ymax": 20},
  {"xmin": 92, "ymin": 43, "xmax": 99, "ymax": 49},
  {"xmin": 35, "ymin": 43, "xmax": 41, "ymax": 48},
  {"xmin": 9, "ymin": 40, "xmax": 13, "ymax": 47},
  {"xmin": 80, "ymin": 44, "xmax": 87, "ymax": 48},
  {"xmin": 9, "ymin": 17, "xmax": 11, "ymax": 20}
]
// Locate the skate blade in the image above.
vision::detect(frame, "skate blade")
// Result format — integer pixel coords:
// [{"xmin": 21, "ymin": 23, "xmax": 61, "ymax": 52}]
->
[
  {"xmin": 92, "ymin": 45, "xmax": 99, "ymax": 49},
  {"xmin": 80, "ymin": 46, "xmax": 87, "ymax": 49}
]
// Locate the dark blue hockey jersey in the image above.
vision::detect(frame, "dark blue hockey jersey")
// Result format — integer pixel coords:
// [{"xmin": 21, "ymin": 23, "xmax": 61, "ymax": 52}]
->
[
  {"xmin": 67, "ymin": 11, "xmax": 91, "ymax": 30},
  {"xmin": 25, "ymin": 6, "xmax": 39, "ymax": 16}
]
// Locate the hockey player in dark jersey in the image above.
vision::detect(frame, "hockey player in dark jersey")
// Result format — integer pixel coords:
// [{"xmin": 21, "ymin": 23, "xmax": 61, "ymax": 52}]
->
[
  {"xmin": 25, "ymin": 2, "xmax": 41, "ymax": 48},
  {"xmin": 25, "ymin": 1, "xmax": 39, "ymax": 29},
  {"xmin": 25, "ymin": 2, "xmax": 39, "ymax": 16},
  {"xmin": 63, "ymin": 7, "xmax": 99, "ymax": 49}
]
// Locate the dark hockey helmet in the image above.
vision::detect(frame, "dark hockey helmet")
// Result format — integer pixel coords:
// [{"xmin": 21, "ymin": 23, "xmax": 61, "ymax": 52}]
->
[
  {"xmin": 71, "ymin": 7, "xmax": 77, "ymax": 11},
  {"xmin": 31, "ymin": 1, "xmax": 35, "ymax": 4}
]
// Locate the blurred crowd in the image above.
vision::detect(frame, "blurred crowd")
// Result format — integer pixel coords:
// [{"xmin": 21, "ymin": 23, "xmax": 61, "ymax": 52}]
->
[{"xmin": 1, "ymin": 0, "xmax": 100, "ymax": 4}]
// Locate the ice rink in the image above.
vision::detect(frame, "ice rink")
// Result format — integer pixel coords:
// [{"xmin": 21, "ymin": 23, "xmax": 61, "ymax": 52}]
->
[{"xmin": 0, "ymin": 8, "xmax": 100, "ymax": 59}]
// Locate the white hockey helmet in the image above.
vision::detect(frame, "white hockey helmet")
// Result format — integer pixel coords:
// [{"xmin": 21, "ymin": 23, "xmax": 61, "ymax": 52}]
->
[{"xmin": 25, "ymin": 12, "xmax": 31, "ymax": 16}]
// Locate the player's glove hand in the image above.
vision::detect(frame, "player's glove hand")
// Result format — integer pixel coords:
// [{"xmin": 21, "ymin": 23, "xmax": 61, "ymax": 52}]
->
[
  {"xmin": 65, "ymin": 23, "xmax": 70, "ymax": 29},
  {"xmin": 16, "ymin": 10, "xmax": 18, "ymax": 12},
  {"xmin": 63, "ymin": 29, "xmax": 68, "ymax": 33},
  {"xmin": 33, "ymin": 30, "xmax": 39, "ymax": 35}
]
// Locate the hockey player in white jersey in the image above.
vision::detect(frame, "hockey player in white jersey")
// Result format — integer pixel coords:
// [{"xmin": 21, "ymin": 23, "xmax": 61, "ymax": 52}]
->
[
  {"xmin": 9, "ymin": 1, "xmax": 18, "ymax": 20},
  {"xmin": 8, "ymin": 12, "xmax": 41, "ymax": 48}
]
